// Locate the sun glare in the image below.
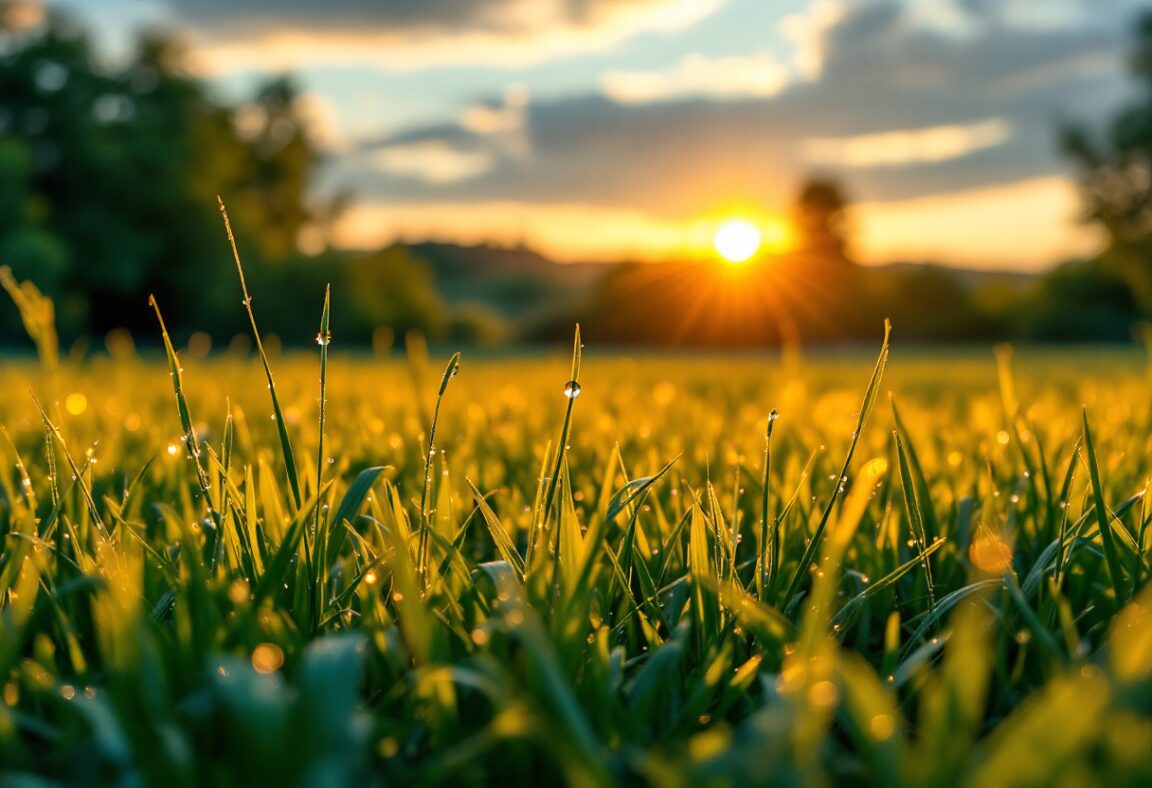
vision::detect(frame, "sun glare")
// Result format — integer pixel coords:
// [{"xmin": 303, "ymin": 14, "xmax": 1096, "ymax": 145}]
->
[{"xmin": 713, "ymin": 219, "xmax": 762, "ymax": 263}]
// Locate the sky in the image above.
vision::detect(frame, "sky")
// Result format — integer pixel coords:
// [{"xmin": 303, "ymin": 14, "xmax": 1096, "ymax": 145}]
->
[{"xmin": 48, "ymin": 0, "xmax": 1149, "ymax": 270}]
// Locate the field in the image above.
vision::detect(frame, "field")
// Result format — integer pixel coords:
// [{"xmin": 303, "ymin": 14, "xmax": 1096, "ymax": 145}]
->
[{"xmin": 2, "ymin": 317, "xmax": 1152, "ymax": 785}]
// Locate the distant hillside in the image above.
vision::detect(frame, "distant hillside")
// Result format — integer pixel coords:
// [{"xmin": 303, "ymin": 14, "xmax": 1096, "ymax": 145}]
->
[
  {"xmin": 378, "ymin": 241, "xmax": 1136, "ymax": 345},
  {"xmin": 402, "ymin": 241, "xmax": 605, "ymax": 321}
]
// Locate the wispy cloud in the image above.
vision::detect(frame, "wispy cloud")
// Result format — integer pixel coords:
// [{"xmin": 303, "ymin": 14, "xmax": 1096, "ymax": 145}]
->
[
  {"xmin": 369, "ymin": 141, "xmax": 495, "ymax": 184},
  {"xmin": 602, "ymin": 52, "xmax": 791, "ymax": 104},
  {"xmin": 459, "ymin": 86, "xmax": 532, "ymax": 158},
  {"xmin": 778, "ymin": 0, "xmax": 848, "ymax": 79},
  {"xmin": 343, "ymin": 1, "xmax": 1125, "ymax": 206},
  {"xmin": 167, "ymin": 0, "xmax": 725, "ymax": 73},
  {"xmin": 804, "ymin": 118, "xmax": 1012, "ymax": 168}
]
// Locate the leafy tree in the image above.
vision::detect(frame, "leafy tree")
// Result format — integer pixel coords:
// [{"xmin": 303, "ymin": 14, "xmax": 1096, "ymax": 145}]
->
[
  {"xmin": 1026, "ymin": 259, "xmax": 1139, "ymax": 341},
  {"xmin": 339, "ymin": 247, "xmax": 450, "ymax": 341},
  {"xmin": 1064, "ymin": 12, "xmax": 1152, "ymax": 312},
  {"xmin": 790, "ymin": 177, "xmax": 853, "ymax": 266},
  {"xmin": 0, "ymin": 5, "xmax": 336, "ymax": 338},
  {"xmin": 0, "ymin": 137, "xmax": 67, "ymax": 294}
]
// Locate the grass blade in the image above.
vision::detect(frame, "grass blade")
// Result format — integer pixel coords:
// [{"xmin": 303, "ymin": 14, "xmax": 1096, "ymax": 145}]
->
[
  {"xmin": 1081, "ymin": 407, "xmax": 1131, "ymax": 607},
  {"xmin": 218, "ymin": 197, "xmax": 302, "ymax": 511},
  {"xmin": 784, "ymin": 319, "xmax": 891, "ymax": 604}
]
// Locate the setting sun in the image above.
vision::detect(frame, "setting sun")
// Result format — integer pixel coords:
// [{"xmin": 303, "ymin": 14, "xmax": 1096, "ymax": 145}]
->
[{"xmin": 713, "ymin": 219, "xmax": 762, "ymax": 263}]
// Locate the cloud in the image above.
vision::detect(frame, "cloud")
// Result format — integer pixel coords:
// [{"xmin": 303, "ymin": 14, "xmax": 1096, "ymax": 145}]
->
[
  {"xmin": 804, "ymin": 118, "xmax": 1011, "ymax": 168},
  {"xmin": 163, "ymin": 0, "xmax": 684, "ymax": 34},
  {"xmin": 294, "ymin": 92, "xmax": 348, "ymax": 153},
  {"xmin": 336, "ymin": 85, "xmax": 534, "ymax": 186},
  {"xmin": 161, "ymin": 0, "xmax": 725, "ymax": 72},
  {"xmin": 335, "ymin": 0, "xmax": 1128, "ymax": 206},
  {"xmin": 459, "ymin": 85, "xmax": 532, "ymax": 158},
  {"xmin": 602, "ymin": 52, "xmax": 791, "ymax": 103},
  {"xmin": 370, "ymin": 141, "xmax": 495, "ymax": 184},
  {"xmin": 318, "ymin": 0, "xmax": 1133, "ymax": 266},
  {"xmin": 779, "ymin": 0, "xmax": 849, "ymax": 79}
]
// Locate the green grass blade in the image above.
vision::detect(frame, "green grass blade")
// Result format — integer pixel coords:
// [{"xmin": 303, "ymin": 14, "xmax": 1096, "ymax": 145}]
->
[
  {"xmin": 1081, "ymin": 407, "xmax": 1131, "ymax": 606},
  {"xmin": 418, "ymin": 351, "xmax": 461, "ymax": 588},
  {"xmin": 218, "ymin": 197, "xmax": 302, "ymax": 511},
  {"xmin": 542, "ymin": 324, "xmax": 581, "ymax": 525},
  {"xmin": 466, "ymin": 478, "xmax": 526, "ymax": 580},
  {"xmin": 892, "ymin": 398, "xmax": 937, "ymax": 609},
  {"xmin": 312, "ymin": 285, "xmax": 331, "ymax": 579},
  {"xmin": 784, "ymin": 319, "xmax": 891, "ymax": 604}
]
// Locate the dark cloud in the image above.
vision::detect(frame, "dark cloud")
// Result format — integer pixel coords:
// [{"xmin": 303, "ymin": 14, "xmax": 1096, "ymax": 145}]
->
[
  {"xmin": 329, "ymin": 0, "xmax": 1135, "ymax": 214},
  {"xmin": 159, "ymin": 0, "xmax": 677, "ymax": 37}
]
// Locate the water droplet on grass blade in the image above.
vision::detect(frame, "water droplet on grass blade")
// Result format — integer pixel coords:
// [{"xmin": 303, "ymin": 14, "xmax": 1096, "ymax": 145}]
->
[{"xmin": 564, "ymin": 380, "xmax": 582, "ymax": 399}]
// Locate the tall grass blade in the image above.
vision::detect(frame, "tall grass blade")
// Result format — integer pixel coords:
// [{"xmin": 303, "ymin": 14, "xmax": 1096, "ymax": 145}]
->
[
  {"xmin": 148, "ymin": 295, "xmax": 222, "ymax": 562},
  {"xmin": 1082, "ymin": 407, "xmax": 1131, "ymax": 606},
  {"xmin": 418, "ymin": 351, "xmax": 461, "ymax": 588},
  {"xmin": 892, "ymin": 399, "xmax": 937, "ymax": 609},
  {"xmin": 542, "ymin": 324, "xmax": 582, "ymax": 525},
  {"xmin": 218, "ymin": 197, "xmax": 302, "ymax": 511},
  {"xmin": 784, "ymin": 319, "xmax": 891, "ymax": 604}
]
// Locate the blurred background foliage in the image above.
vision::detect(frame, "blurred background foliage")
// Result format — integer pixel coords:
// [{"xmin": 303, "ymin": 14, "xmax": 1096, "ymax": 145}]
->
[{"xmin": 2, "ymin": 5, "xmax": 1152, "ymax": 349}]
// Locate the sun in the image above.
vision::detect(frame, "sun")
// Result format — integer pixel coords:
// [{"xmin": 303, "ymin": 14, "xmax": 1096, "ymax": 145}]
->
[{"xmin": 713, "ymin": 219, "xmax": 762, "ymax": 264}]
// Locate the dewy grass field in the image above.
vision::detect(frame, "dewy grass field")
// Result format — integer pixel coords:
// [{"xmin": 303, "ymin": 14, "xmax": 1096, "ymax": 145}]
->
[{"xmin": 3, "ymin": 266, "xmax": 1152, "ymax": 785}]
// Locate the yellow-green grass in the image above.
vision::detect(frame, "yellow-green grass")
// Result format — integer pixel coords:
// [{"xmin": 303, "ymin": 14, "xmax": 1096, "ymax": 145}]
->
[{"xmin": 1, "ymin": 335, "xmax": 1152, "ymax": 786}]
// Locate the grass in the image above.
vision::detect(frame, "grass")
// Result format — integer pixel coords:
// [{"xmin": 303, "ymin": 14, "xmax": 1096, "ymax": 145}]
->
[{"xmin": 1, "ymin": 266, "xmax": 1152, "ymax": 785}]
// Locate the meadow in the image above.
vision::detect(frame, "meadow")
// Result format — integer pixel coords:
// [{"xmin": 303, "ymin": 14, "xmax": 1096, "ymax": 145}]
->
[{"xmin": 2, "ymin": 285, "xmax": 1152, "ymax": 784}]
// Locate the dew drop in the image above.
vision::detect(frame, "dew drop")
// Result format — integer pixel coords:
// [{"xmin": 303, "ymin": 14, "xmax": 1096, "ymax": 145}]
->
[{"xmin": 564, "ymin": 380, "xmax": 582, "ymax": 399}]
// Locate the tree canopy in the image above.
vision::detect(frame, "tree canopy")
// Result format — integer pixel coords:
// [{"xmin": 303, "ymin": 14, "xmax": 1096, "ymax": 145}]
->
[
  {"xmin": 1064, "ymin": 11, "xmax": 1152, "ymax": 313},
  {"xmin": 0, "ymin": 7, "xmax": 333, "ymax": 337}
]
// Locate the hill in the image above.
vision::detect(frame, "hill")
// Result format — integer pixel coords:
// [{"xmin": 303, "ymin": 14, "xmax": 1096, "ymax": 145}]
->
[{"xmin": 403, "ymin": 242, "xmax": 605, "ymax": 321}]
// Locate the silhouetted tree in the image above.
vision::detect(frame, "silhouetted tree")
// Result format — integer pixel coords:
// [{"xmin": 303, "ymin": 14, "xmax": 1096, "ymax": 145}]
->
[
  {"xmin": 1064, "ymin": 12, "xmax": 1152, "ymax": 312},
  {"xmin": 791, "ymin": 177, "xmax": 853, "ymax": 266},
  {"xmin": 1026, "ymin": 259, "xmax": 1139, "ymax": 341}
]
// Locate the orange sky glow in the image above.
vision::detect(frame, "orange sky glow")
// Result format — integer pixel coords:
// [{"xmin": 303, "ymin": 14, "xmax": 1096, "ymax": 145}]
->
[{"xmin": 331, "ymin": 174, "xmax": 1101, "ymax": 270}]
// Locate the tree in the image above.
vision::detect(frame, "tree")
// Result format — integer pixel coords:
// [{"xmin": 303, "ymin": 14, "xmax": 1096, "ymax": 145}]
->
[
  {"xmin": 340, "ymin": 247, "xmax": 449, "ymax": 341},
  {"xmin": 0, "ymin": 5, "xmax": 334, "ymax": 339},
  {"xmin": 790, "ymin": 177, "xmax": 853, "ymax": 265},
  {"xmin": 1026, "ymin": 259, "xmax": 1139, "ymax": 342},
  {"xmin": 1064, "ymin": 12, "xmax": 1152, "ymax": 312}
]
